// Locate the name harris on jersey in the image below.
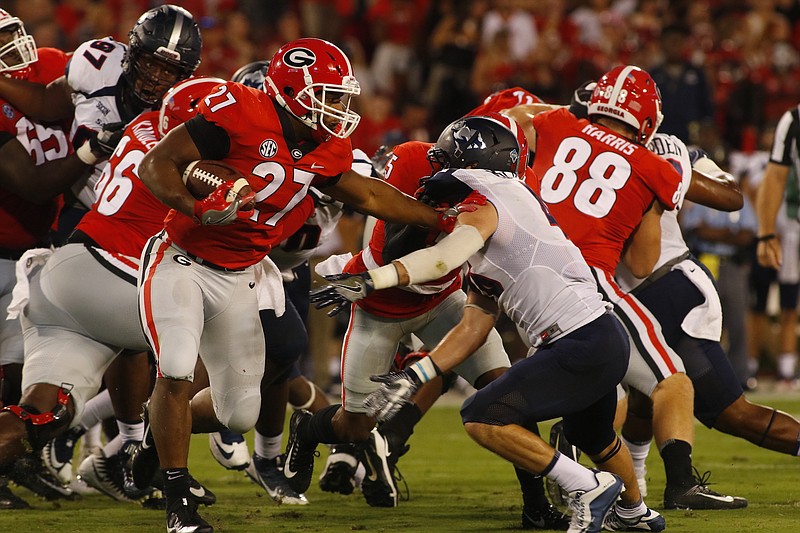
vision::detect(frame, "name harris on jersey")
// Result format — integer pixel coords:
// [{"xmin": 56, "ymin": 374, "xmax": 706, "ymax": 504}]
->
[{"xmin": 580, "ymin": 123, "xmax": 638, "ymax": 156}]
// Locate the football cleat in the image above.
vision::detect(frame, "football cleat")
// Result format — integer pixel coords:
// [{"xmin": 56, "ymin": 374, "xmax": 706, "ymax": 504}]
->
[
  {"xmin": 77, "ymin": 446, "xmax": 153, "ymax": 502},
  {"xmin": 10, "ymin": 454, "xmax": 77, "ymax": 501},
  {"xmin": 319, "ymin": 443, "xmax": 359, "ymax": 495},
  {"xmin": 150, "ymin": 471, "xmax": 216, "ymax": 507},
  {"xmin": 245, "ymin": 453, "xmax": 308, "ymax": 505},
  {"xmin": 209, "ymin": 429, "xmax": 250, "ymax": 471},
  {"xmin": 359, "ymin": 428, "xmax": 398, "ymax": 508},
  {"xmin": 602, "ymin": 505, "xmax": 665, "ymax": 531},
  {"xmin": 546, "ymin": 420, "xmax": 582, "ymax": 511},
  {"xmin": 0, "ymin": 476, "xmax": 30, "ymax": 509},
  {"xmin": 167, "ymin": 496, "xmax": 213, "ymax": 533},
  {"xmin": 664, "ymin": 469, "xmax": 747, "ymax": 510},
  {"xmin": 283, "ymin": 409, "xmax": 318, "ymax": 494},
  {"xmin": 521, "ymin": 503, "xmax": 570, "ymax": 530},
  {"xmin": 567, "ymin": 470, "xmax": 623, "ymax": 533},
  {"xmin": 131, "ymin": 401, "xmax": 160, "ymax": 490},
  {"xmin": 42, "ymin": 426, "xmax": 85, "ymax": 484}
]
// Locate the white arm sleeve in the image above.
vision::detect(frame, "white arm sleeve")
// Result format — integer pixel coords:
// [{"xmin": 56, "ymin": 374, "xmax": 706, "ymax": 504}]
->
[{"xmin": 389, "ymin": 224, "xmax": 486, "ymax": 287}]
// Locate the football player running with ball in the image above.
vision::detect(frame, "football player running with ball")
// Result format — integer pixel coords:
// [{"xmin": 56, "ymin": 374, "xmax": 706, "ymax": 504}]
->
[{"xmin": 136, "ymin": 38, "xmax": 453, "ymax": 533}]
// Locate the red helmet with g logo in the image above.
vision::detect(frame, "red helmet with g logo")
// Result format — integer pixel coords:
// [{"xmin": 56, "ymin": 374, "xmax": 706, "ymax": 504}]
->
[
  {"xmin": 0, "ymin": 9, "xmax": 37, "ymax": 78},
  {"xmin": 158, "ymin": 76, "xmax": 226, "ymax": 136},
  {"xmin": 264, "ymin": 38, "xmax": 361, "ymax": 139},
  {"xmin": 588, "ymin": 65, "xmax": 663, "ymax": 145}
]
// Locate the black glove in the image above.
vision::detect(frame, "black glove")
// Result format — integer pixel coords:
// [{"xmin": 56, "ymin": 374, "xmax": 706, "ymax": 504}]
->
[
  {"xmin": 569, "ymin": 81, "xmax": 596, "ymax": 120},
  {"xmin": 308, "ymin": 272, "xmax": 375, "ymax": 317},
  {"xmin": 89, "ymin": 121, "xmax": 126, "ymax": 158}
]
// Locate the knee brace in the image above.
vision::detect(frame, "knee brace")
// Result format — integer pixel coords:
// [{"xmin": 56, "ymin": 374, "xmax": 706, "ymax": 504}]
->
[{"xmin": 3, "ymin": 385, "xmax": 73, "ymax": 451}]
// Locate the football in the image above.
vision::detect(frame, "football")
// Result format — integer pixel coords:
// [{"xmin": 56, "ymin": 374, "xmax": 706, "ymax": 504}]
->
[{"xmin": 182, "ymin": 160, "xmax": 243, "ymax": 200}]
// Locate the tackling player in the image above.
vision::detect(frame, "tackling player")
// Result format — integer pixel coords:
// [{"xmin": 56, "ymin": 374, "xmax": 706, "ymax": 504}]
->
[{"xmin": 312, "ymin": 115, "xmax": 664, "ymax": 533}]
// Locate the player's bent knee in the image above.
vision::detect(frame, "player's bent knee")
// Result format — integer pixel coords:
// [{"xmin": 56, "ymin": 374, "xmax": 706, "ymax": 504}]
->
[
  {"xmin": 652, "ymin": 372, "xmax": 693, "ymax": 400},
  {"xmin": 215, "ymin": 388, "xmax": 261, "ymax": 434}
]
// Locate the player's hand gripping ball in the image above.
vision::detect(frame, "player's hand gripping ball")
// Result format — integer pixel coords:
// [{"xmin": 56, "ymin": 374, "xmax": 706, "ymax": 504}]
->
[{"xmin": 184, "ymin": 160, "xmax": 256, "ymax": 225}]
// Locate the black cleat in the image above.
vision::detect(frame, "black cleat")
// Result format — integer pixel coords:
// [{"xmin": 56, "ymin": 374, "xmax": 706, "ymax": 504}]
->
[
  {"xmin": 131, "ymin": 401, "xmax": 160, "ymax": 490},
  {"xmin": 166, "ymin": 496, "xmax": 213, "ymax": 533},
  {"xmin": 359, "ymin": 429, "xmax": 398, "ymax": 507},
  {"xmin": 664, "ymin": 469, "xmax": 748, "ymax": 510},
  {"xmin": 151, "ymin": 471, "xmax": 216, "ymax": 507},
  {"xmin": 0, "ymin": 477, "xmax": 30, "ymax": 509},
  {"xmin": 42, "ymin": 426, "xmax": 85, "ymax": 484},
  {"xmin": 282, "ymin": 409, "xmax": 318, "ymax": 494},
  {"xmin": 521, "ymin": 503, "xmax": 570, "ymax": 530},
  {"xmin": 10, "ymin": 454, "xmax": 77, "ymax": 501},
  {"xmin": 319, "ymin": 443, "xmax": 359, "ymax": 495}
]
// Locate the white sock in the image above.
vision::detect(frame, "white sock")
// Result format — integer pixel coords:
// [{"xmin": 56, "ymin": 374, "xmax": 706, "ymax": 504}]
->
[
  {"xmin": 102, "ymin": 434, "xmax": 123, "ymax": 457},
  {"xmin": 116, "ymin": 420, "xmax": 144, "ymax": 444},
  {"xmin": 621, "ymin": 435, "xmax": 650, "ymax": 478},
  {"xmin": 83, "ymin": 423, "xmax": 103, "ymax": 450},
  {"xmin": 79, "ymin": 390, "xmax": 114, "ymax": 430},
  {"xmin": 255, "ymin": 431, "xmax": 282, "ymax": 460},
  {"xmin": 616, "ymin": 499, "xmax": 647, "ymax": 518},
  {"xmin": 778, "ymin": 353, "xmax": 797, "ymax": 379},
  {"xmin": 545, "ymin": 453, "xmax": 598, "ymax": 494}
]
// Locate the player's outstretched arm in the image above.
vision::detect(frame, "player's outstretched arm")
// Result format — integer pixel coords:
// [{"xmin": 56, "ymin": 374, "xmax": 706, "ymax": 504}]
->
[
  {"xmin": 325, "ymin": 169, "xmax": 440, "ymax": 229},
  {"xmin": 686, "ymin": 157, "xmax": 743, "ymax": 212},
  {"xmin": 139, "ymin": 124, "xmax": 202, "ymax": 218},
  {"xmin": 0, "ymin": 75, "xmax": 73, "ymax": 123},
  {"xmin": 309, "ymin": 201, "xmax": 497, "ymax": 315},
  {"xmin": 0, "ymin": 136, "xmax": 91, "ymax": 204},
  {"xmin": 755, "ymin": 161, "xmax": 789, "ymax": 269},
  {"xmin": 365, "ymin": 291, "xmax": 498, "ymax": 421}
]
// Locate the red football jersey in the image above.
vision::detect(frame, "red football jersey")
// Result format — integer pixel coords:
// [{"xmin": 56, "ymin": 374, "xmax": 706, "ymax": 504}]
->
[
  {"xmin": 531, "ymin": 108, "xmax": 684, "ymax": 275},
  {"xmin": 344, "ymin": 141, "xmax": 462, "ymax": 318},
  {"xmin": 28, "ymin": 47, "xmax": 70, "ymax": 84},
  {"xmin": 165, "ymin": 82, "xmax": 352, "ymax": 269},
  {"xmin": 467, "ymin": 87, "xmax": 544, "ymax": 116},
  {"xmin": 0, "ymin": 47, "xmax": 71, "ymax": 249},
  {"xmin": 77, "ymin": 111, "xmax": 170, "ymax": 257}
]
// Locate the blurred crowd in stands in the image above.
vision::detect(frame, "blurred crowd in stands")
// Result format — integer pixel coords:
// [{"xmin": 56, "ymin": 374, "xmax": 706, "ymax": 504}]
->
[
  {"xmin": 4, "ymin": 0, "xmax": 800, "ymax": 388},
  {"xmin": 3, "ymin": 0, "xmax": 800, "ymax": 158}
]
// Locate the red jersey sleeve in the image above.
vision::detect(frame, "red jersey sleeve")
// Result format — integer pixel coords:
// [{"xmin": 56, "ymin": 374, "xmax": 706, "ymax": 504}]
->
[
  {"xmin": 468, "ymin": 87, "xmax": 544, "ymax": 116},
  {"xmin": 28, "ymin": 47, "xmax": 69, "ymax": 84}
]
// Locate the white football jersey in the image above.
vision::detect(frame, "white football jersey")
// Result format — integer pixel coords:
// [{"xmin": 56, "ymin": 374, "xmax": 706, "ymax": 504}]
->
[
  {"xmin": 67, "ymin": 37, "xmax": 136, "ymax": 208},
  {"xmin": 448, "ymin": 169, "xmax": 609, "ymax": 347},
  {"xmin": 616, "ymin": 133, "xmax": 693, "ymax": 291}
]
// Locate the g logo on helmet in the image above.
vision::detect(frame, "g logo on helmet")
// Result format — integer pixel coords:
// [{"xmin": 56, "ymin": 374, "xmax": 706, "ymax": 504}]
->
[{"xmin": 283, "ymin": 47, "xmax": 316, "ymax": 69}]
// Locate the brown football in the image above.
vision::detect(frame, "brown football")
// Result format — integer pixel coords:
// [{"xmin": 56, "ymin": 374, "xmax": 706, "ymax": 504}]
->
[{"xmin": 182, "ymin": 160, "xmax": 243, "ymax": 200}]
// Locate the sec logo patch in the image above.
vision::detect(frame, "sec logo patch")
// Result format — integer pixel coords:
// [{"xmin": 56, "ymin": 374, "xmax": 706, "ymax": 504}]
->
[{"xmin": 259, "ymin": 139, "xmax": 278, "ymax": 158}]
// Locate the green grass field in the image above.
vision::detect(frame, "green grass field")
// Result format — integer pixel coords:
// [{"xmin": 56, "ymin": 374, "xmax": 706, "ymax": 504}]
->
[{"xmin": 2, "ymin": 392, "xmax": 799, "ymax": 532}]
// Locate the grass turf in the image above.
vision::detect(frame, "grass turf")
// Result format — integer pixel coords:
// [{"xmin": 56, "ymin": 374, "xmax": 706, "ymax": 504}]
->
[{"xmin": 1, "ymin": 392, "xmax": 799, "ymax": 532}]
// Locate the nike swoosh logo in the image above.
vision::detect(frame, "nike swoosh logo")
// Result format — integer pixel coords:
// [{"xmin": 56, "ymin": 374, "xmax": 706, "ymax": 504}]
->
[
  {"xmin": 363, "ymin": 452, "xmax": 378, "ymax": 482},
  {"xmin": 213, "ymin": 441, "xmax": 235, "ymax": 460},
  {"xmin": 311, "ymin": 163, "xmax": 324, "ymax": 170},
  {"xmin": 189, "ymin": 486, "xmax": 206, "ymax": 498},
  {"xmin": 697, "ymin": 493, "xmax": 735, "ymax": 502},
  {"xmin": 166, "ymin": 474, "xmax": 181, "ymax": 481},
  {"xmin": 283, "ymin": 449, "xmax": 298, "ymax": 479}
]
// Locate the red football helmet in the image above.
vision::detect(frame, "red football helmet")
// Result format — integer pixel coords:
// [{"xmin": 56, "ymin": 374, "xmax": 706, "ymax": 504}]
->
[
  {"xmin": 0, "ymin": 9, "xmax": 37, "ymax": 78},
  {"xmin": 159, "ymin": 76, "xmax": 226, "ymax": 136},
  {"xmin": 467, "ymin": 87, "xmax": 544, "ymax": 116},
  {"xmin": 264, "ymin": 38, "xmax": 361, "ymax": 139},
  {"xmin": 588, "ymin": 65, "xmax": 663, "ymax": 145}
]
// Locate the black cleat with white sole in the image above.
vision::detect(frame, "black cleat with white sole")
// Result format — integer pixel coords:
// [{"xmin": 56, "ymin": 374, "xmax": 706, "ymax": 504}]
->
[
  {"xmin": 664, "ymin": 469, "xmax": 747, "ymax": 510},
  {"xmin": 283, "ymin": 409, "xmax": 318, "ymax": 494}
]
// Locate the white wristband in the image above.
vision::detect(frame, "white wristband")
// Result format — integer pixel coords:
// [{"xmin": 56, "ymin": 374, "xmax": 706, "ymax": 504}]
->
[
  {"xmin": 76, "ymin": 141, "xmax": 98, "ymax": 165},
  {"xmin": 368, "ymin": 263, "xmax": 399, "ymax": 290},
  {"xmin": 408, "ymin": 356, "xmax": 439, "ymax": 384}
]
